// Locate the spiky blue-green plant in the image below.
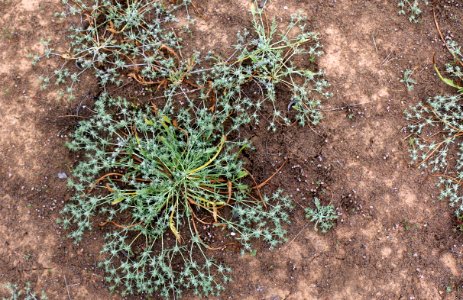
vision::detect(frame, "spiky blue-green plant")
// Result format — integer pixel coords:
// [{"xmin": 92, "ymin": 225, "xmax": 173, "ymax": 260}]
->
[
  {"xmin": 305, "ymin": 198, "xmax": 338, "ymax": 233},
  {"xmin": 405, "ymin": 39, "xmax": 463, "ymax": 217},
  {"xmin": 204, "ymin": 7, "xmax": 331, "ymax": 131},
  {"xmin": 32, "ymin": 0, "xmax": 192, "ymax": 99},
  {"xmin": 398, "ymin": 0, "xmax": 428, "ymax": 23},
  {"xmin": 33, "ymin": 0, "xmax": 330, "ymax": 133},
  {"xmin": 2, "ymin": 282, "xmax": 47, "ymax": 300},
  {"xmin": 401, "ymin": 69, "xmax": 417, "ymax": 91},
  {"xmin": 59, "ymin": 94, "xmax": 294, "ymax": 298}
]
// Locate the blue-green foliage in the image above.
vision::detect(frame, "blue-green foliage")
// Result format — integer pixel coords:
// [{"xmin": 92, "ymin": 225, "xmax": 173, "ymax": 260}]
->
[
  {"xmin": 34, "ymin": 0, "xmax": 191, "ymax": 99},
  {"xmin": 405, "ymin": 39, "xmax": 463, "ymax": 217},
  {"xmin": 60, "ymin": 94, "xmax": 294, "ymax": 297},
  {"xmin": 206, "ymin": 9, "xmax": 331, "ymax": 131},
  {"xmin": 305, "ymin": 198, "xmax": 337, "ymax": 233},
  {"xmin": 32, "ymin": 1, "xmax": 330, "ymax": 131},
  {"xmin": 35, "ymin": 0, "xmax": 333, "ymax": 297},
  {"xmin": 401, "ymin": 69, "xmax": 417, "ymax": 91},
  {"xmin": 398, "ymin": 0, "xmax": 428, "ymax": 23},
  {"xmin": 2, "ymin": 282, "xmax": 48, "ymax": 300}
]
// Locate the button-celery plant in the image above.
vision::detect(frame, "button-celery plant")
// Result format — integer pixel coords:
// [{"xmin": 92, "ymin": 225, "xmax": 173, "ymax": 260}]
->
[
  {"xmin": 305, "ymin": 198, "xmax": 338, "ymax": 233},
  {"xmin": 2, "ymin": 282, "xmax": 48, "ymax": 300},
  {"xmin": 60, "ymin": 94, "xmax": 293, "ymax": 297},
  {"xmin": 405, "ymin": 38, "xmax": 463, "ymax": 217},
  {"xmin": 398, "ymin": 0, "xmax": 428, "ymax": 23},
  {"xmin": 33, "ymin": 0, "xmax": 192, "ymax": 99},
  {"xmin": 205, "ymin": 7, "xmax": 331, "ymax": 131},
  {"xmin": 33, "ymin": 1, "xmax": 331, "ymax": 297},
  {"xmin": 33, "ymin": 1, "xmax": 331, "ymax": 131}
]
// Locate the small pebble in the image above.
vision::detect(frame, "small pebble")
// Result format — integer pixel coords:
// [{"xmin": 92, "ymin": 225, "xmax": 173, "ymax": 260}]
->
[{"xmin": 58, "ymin": 172, "xmax": 68, "ymax": 179}]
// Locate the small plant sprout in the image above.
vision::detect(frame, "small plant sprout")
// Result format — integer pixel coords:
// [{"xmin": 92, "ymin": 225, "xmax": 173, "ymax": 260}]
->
[
  {"xmin": 401, "ymin": 69, "xmax": 417, "ymax": 91},
  {"xmin": 2, "ymin": 282, "xmax": 48, "ymax": 300},
  {"xmin": 305, "ymin": 198, "xmax": 338, "ymax": 233},
  {"xmin": 398, "ymin": 0, "xmax": 428, "ymax": 23}
]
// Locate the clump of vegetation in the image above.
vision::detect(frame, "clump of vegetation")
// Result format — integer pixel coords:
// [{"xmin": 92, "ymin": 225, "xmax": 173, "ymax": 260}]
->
[
  {"xmin": 2, "ymin": 282, "xmax": 48, "ymax": 300},
  {"xmin": 405, "ymin": 38, "xmax": 463, "ymax": 218},
  {"xmin": 398, "ymin": 0, "xmax": 428, "ymax": 23},
  {"xmin": 305, "ymin": 198, "xmax": 338, "ymax": 233},
  {"xmin": 444, "ymin": 39, "xmax": 463, "ymax": 93},
  {"xmin": 59, "ymin": 94, "xmax": 294, "ymax": 297},
  {"xmin": 34, "ymin": 0, "xmax": 331, "ymax": 298},
  {"xmin": 32, "ymin": 0, "xmax": 192, "ymax": 99},
  {"xmin": 401, "ymin": 69, "xmax": 417, "ymax": 91},
  {"xmin": 206, "ymin": 8, "xmax": 331, "ymax": 131},
  {"xmin": 32, "ymin": 1, "xmax": 331, "ymax": 131}
]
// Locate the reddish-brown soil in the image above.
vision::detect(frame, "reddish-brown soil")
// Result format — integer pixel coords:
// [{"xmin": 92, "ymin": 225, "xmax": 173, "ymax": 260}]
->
[{"xmin": 2, "ymin": 0, "xmax": 463, "ymax": 299}]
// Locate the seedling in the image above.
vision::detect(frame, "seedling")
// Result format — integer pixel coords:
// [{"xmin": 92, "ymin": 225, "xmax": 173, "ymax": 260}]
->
[
  {"xmin": 401, "ymin": 69, "xmax": 417, "ymax": 91},
  {"xmin": 446, "ymin": 284, "xmax": 453, "ymax": 293},
  {"xmin": 2, "ymin": 282, "xmax": 47, "ymax": 300},
  {"xmin": 398, "ymin": 0, "xmax": 428, "ymax": 23},
  {"xmin": 305, "ymin": 198, "xmax": 338, "ymax": 233}
]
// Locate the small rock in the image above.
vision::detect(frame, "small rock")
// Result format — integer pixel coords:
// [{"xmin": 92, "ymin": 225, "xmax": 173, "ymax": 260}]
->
[{"xmin": 58, "ymin": 172, "xmax": 68, "ymax": 179}]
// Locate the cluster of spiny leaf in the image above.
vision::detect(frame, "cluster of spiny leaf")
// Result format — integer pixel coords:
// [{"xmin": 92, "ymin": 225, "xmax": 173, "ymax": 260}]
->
[
  {"xmin": 445, "ymin": 39, "xmax": 463, "ymax": 89},
  {"xmin": 398, "ymin": 0, "xmax": 428, "ymax": 23},
  {"xmin": 401, "ymin": 69, "xmax": 417, "ymax": 91},
  {"xmin": 405, "ymin": 39, "xmax": 463, "ymax": 216},
  {"xmin": 34, "ymin": 0, "xmax": 192, "ymax": 99},
  {"xmin": 60, "ymin": 94, "xmax": 293, "ymax": 297},
  {"xmin": 305, "ymin": 198, "xmax": 338, "ymax": 233},
  {"xmin": 2, "ymin": 282, "xmax": 48, "ymax": 300},
  {"xmin": 205, "ymin": 11, "xmax": 331, "ymax": 131}
]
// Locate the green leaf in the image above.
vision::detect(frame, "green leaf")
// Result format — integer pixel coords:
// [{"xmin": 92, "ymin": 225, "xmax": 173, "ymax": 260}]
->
[
  {"xmin": 236, "ymin": 169, "xmax": 248, "ymax": 179},
  {"xmin": 111, "ymin": 197, "xmax": 125, "ymax": 205},
  {"xmin": 144, "ymin": 118, "xmax": 154, "ymax": 126},
  {"xmin": 434, "ymin": 64, "xmax": 463, "ymax": 91}
]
